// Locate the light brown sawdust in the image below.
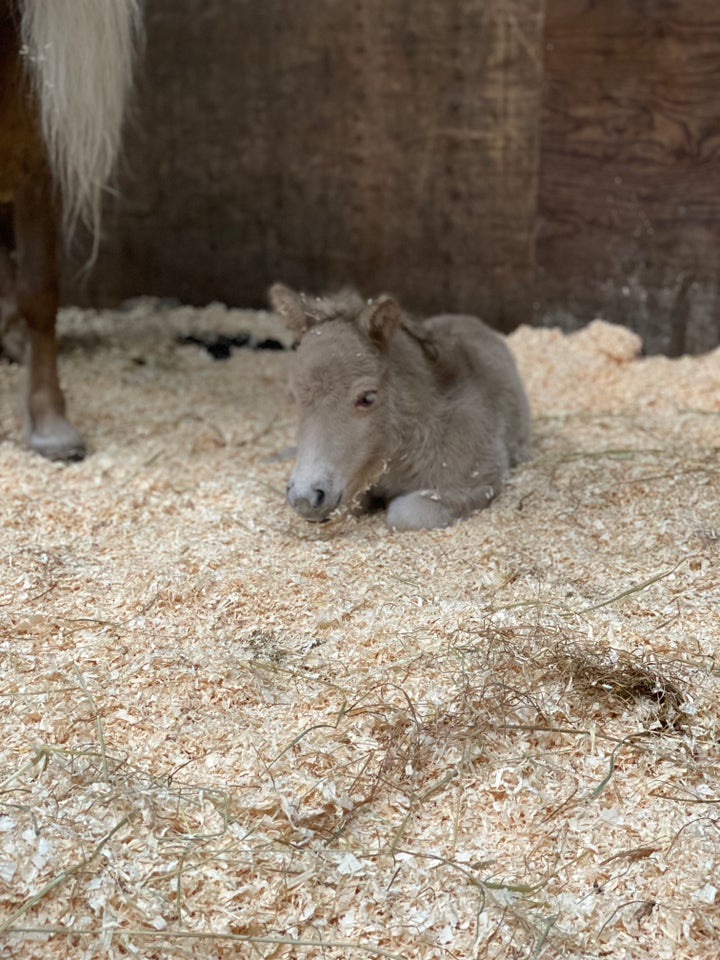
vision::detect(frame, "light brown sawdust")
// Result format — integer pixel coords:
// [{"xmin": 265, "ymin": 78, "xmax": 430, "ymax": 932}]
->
[{"xmin": 1, "ymin": 301, "xmax": 719, "ymax": 960}]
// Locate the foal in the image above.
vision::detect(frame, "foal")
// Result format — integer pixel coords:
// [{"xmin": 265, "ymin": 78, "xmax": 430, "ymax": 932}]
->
[{"xmin": 270, "ymin": 284, "xmax": 532, "ymax": 531}]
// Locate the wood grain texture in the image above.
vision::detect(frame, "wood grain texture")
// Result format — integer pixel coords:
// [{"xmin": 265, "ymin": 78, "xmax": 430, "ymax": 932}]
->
[
  {"xmin": 65, "ymin": 0, "xmax": 544, "ymax": 330},
  {"xmin": 538, "ymin": 0, "xmax": 720, "ymax": 354}
]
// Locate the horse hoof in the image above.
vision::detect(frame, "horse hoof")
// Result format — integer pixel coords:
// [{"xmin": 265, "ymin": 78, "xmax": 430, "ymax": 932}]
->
[{"xmin": 29, "ymin": 421, "xmax": 86, "ymax": 462}]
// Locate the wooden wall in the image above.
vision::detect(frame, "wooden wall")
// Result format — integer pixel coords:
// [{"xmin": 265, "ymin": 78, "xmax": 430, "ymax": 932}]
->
[
  {"xmin": 538, "ymin": 0, "xmax": 720, "ymax": 354},
  {"xmin": 65, "ymin": 0, "xmax": 720, "ymax": 355}
]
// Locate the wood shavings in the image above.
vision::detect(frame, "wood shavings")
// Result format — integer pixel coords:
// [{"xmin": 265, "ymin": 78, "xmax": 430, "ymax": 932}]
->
[{"xmin": 1, "ymin": 302, "xmax": 719, "ymax": 958}]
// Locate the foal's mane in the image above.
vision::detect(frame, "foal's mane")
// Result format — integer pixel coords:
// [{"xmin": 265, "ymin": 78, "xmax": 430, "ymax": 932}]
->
[
  {"xmin": 302, "ymin": 289, "xmax": 439, "ymax": 361},
  {"xmin": 398, "ymin": 316, "xmax": 440, "ymax": 362},
  {"xmin": 299, "ymin": 289, "xmax": 366, "ymax": 324}
]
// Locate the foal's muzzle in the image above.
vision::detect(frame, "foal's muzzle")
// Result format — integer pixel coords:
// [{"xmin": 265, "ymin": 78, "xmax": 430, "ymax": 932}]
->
[{"xmin": 286, "ymin": 477, "xmax": 341, "ymax": 521}]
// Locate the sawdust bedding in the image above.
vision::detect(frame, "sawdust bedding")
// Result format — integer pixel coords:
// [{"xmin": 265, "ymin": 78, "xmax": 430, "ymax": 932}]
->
[{"xmin": 0, "ymin": 300, "xmax": 719, "ymax": 960}]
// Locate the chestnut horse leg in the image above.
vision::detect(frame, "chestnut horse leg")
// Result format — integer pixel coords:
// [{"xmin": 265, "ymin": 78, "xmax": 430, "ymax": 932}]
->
[
  {"xmin": 14, "ymin": 170, "xmax": 85, "ymax": 461},
  {"xmin": 0, "ymin": 245, "xmax": 20, "ymax": 357},
  {"xmin": 0, "ymin": 222, "xmax": 27, "ymax": 363}
]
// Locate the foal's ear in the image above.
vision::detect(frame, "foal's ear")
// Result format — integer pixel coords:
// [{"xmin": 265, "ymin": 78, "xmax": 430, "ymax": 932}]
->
[
  {"xmin": 357, "ymin": 296, "xmax": 401, "ymax": 346},
  {"xmin": 269, "ymin": 283, "xmax": 308, "ymax": 334}
]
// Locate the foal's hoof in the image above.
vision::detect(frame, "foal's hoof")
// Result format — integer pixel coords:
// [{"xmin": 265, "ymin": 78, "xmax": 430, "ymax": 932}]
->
[{"xmin": 29, "ymin": 419, "xmax": 86, "ymax": 462}]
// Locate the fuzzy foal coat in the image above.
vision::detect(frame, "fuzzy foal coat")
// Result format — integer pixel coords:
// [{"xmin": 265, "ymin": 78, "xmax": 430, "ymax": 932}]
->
[{"xmin": 271, "ymin": 285, "xmax": 532, "ymax": 531}]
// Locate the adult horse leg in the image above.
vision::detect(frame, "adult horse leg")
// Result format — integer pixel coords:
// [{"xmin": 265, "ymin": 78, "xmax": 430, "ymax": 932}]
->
[
  {"xmin": 14, "ymin": 171, "xmax": 85, "ymax": 461},
  {"xmin": 0, "ymin": 211, "xmax": 27, "ymax": 363},
  {"xmin": 0, "ymin": 246, "xmax": 22, "ymax": 363}
]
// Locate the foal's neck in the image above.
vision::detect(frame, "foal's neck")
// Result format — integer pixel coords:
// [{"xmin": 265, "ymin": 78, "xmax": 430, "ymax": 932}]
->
[
  {"xmin": 388, "ymin": 321, "xmax": 443, "ymax": 392},
  {"xmin": 385, "ymin": 324, "xmax": 446, "ymax": 453}
]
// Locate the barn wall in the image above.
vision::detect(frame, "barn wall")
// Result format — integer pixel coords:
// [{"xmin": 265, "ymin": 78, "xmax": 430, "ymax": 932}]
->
[
  {"xmin": 64, "ymin": 0, "xmax": 720, "ymax": 354},
  {"xmin": 537, "ymin": 0, "xmax": 720, "ymax": 354},
  {"xmin": 70, "ymin": 0, "xmax": 544, "ymax": 332}
]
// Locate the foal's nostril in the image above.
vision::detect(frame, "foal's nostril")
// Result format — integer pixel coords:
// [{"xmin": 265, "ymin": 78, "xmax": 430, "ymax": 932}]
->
[{"xmin": 286, "ymin": 477, "xmax": 337, "ymax": 520}]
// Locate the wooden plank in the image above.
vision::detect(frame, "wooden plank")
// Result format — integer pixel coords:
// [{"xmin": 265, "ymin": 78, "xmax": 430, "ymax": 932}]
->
[
  {"xmin": 537, "ymin": 0, "xmax": 720, "ymax": 354},
  {"xmin": 66, "ymin": 0, "xmax": 544, "ymax": 330}
]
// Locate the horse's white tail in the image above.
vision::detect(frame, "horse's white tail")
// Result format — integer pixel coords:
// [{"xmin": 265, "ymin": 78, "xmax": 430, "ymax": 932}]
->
[{"xmin": 20, "ymin": 0, "xmax": 142, "ymax": 255}]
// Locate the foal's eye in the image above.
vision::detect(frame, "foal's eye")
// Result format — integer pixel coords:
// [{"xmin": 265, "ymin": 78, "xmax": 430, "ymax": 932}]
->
[{"xmin": 355, "ymin": 390, "xmax": 377, "ymax": 409}]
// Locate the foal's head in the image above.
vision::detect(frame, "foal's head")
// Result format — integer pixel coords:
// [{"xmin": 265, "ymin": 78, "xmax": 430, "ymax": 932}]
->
[{"xmin": 270, "ymin": 283, "xmax": 402, "ymax": 521}]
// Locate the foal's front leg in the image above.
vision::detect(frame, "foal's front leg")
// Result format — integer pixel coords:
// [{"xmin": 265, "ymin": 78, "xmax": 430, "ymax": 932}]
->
[
  {"xmin": 385, "ymin": 491, "xmax": 455, "ymax": 531},
  {"xmin": 14, "ymin": 174, "xmax": 85, "ymax": 460}
]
